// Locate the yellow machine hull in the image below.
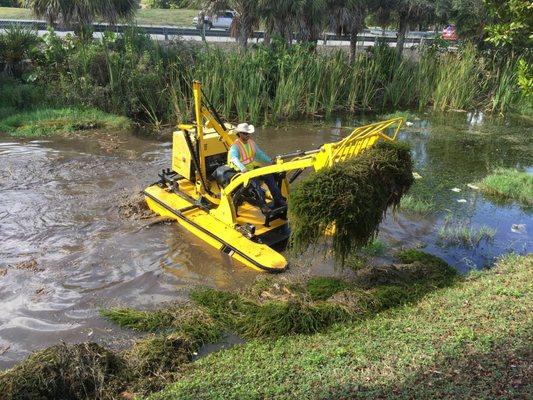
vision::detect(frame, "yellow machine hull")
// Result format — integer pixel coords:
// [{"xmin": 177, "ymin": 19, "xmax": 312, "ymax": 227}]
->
[{"xmin": 144, "ymin": 184, "xmax": 288, "ymax": 272}]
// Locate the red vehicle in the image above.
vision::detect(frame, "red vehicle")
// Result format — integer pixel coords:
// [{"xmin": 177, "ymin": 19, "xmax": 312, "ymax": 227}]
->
[{"xmin": 442, "ymin": 25, "xmax": 458, "ymax": 41}]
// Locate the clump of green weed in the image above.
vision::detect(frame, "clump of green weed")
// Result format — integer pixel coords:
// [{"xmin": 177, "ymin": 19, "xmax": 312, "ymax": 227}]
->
[
  {"xmin": 0, "ymin": 342, "xmax": 126, "ymax": 400},
  {"xmin": 438, "ymin": 218, "xmax": 496, "ymax": 248},
  {"xmin": 101, "ymin": 306, "xmax": 221, "ymax": 345},
  {"xmin": 306, "ymin": 277, "xmax": 350, "ymax": 301},
  {"xmin": 124, "ymin": 334, "xmax": 191, "ymax": 393},
  {"xmin": 289, "ymin": 141, "xmax": 413, "ymax": 265},
  {"xmin": 477, "ymin": 168, "xmax": 533, "ymax": 206},
  {"xmin": 400, "ymin": 194, "xmax": 436, "ymax": 214},
  {"xmin": 0, "ymin": 108, "xmax": 131, "ymax": 137}
]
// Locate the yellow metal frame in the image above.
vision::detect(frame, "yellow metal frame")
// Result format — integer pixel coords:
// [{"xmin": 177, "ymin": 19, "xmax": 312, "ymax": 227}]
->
[{"xmin": 211, "ymin": 117, "xmax": 404, "ymax": 226}]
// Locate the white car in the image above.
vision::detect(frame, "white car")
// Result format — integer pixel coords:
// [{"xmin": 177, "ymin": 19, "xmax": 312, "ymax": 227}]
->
[{"xmin": 193, "ymin": 10, "xmax": 235, "ymax": 30}]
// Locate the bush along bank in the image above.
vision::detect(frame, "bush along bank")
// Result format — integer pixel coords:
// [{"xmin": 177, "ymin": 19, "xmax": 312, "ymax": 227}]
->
[{"xmin": 0, "ymin": 27, "xmax": 530, "ymax": 130}]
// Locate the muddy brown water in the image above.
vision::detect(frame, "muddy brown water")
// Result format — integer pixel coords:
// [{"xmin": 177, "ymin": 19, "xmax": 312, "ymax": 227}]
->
[{"xmin": 1, "ymin": 114, "xmax": 532, "ymax": 368}]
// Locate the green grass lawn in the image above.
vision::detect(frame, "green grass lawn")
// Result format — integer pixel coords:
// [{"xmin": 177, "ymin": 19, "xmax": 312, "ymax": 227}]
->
[
  {"xmin": 0, "ymin": 7, "xmax": 199, "ymax": 27},
  {"xmin": 148, "ymin": 254, "xmax": 532, "ymax": 399}
]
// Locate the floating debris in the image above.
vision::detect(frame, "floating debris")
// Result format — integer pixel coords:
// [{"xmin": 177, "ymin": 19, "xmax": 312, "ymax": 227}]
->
[
  {"xmin": 413, "ymin": 172, "xmax": 423, "ymax": 180},
  {"xmin": 511, "ymin": 224, "xmax": 526, "ymax": 234},
  {"xmin": 457, "ymin": 199, "xmax": 467, "ymax": 203},
  {"xmin": 451, "ymin": 188, "xmax": 462, "ymax": 192},
  {"xmin": 12, "ymin": 259, "xmax": 43, "ymax": 272},
  {"xmin": 119, "ymin": 192, "xmax": 155, "ymax": 220},
  {"xmin": 467, "ymin": 183, "xmax": 479, "ymax": 190}
]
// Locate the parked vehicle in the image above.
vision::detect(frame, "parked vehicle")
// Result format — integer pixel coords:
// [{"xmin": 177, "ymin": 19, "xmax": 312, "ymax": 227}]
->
[
  {"xmin": 442, "ymin": 25, "xmax": 458, "ymax": 41},
  {"xmin": 193, "ymin": 10, "xmax": 235, "ymax": 30}
]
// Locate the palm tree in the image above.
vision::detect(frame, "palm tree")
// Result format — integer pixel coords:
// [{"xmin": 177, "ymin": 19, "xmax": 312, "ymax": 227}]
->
[
  {"xmin": 24, "ymin": 0, "xmax": 137, "ymax": 38},
  {"xmin": 260, "ymin": 0, "xmax": 301, "ymax": 45},
  {"xmin": 327, "ymin": 0, "xmax": 369, "ymax": 62},
  {"xmin": 297, "ymin": 0, "xmax": 327, "ymax": 46}
]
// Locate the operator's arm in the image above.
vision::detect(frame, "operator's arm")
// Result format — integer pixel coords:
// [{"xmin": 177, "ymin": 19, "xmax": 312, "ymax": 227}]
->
[
  {"xmin": 254, "ymin": 144, "xmax": 273, "ymax": 165},
  {"xmin": 229, "ymin": 145, "xmax": 247, "ymax": 172}
]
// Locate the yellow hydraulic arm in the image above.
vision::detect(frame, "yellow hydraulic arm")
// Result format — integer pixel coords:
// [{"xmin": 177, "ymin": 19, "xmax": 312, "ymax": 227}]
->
[{"xmin": 211, "ymin": 117, "xmax": 404, "ymax": 225}]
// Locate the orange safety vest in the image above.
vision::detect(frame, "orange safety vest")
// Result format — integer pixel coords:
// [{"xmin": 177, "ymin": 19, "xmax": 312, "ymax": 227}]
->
[{"xmin": 230, "ymin": 138, "xmax": 257, "ymax": 167}]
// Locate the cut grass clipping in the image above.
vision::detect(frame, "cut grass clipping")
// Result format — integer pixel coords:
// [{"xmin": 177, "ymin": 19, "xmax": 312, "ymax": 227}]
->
[
  {"xmin": 0, "ymin": 107, "xmax": 131, "ymax": 137},
  {"xmin": 477, "ymin": 168, "xmax": 533, "ymax": 207},
  {"xmin": 289, "ymin": 141, "xmax": 414, "ymax": 264}
]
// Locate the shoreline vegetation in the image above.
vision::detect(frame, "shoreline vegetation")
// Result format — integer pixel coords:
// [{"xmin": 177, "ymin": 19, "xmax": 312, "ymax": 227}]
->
[
  {"xmin": 478, "ymin": 168, "xmax": 533, "ymax": 207},
  {"xmin": 0, "ymin": 25, "xmax": 530, "ymax": 137},
  {"xmin": 0, "ymin": 107, "xmax": 131, "ymax": 137},
  {"xmin": 0, "ymin": 252, "xmax": 530, "ymax": 399}
]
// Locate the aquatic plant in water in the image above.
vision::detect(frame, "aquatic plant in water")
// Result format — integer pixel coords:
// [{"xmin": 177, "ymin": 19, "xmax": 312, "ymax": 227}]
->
[
  {"xmin": 477, "ymin": 168, "xmax": 533, "ymax": 207},
  {"xmin": 438, "ymin": 217, "xmax": 496, "ymax": 248}
]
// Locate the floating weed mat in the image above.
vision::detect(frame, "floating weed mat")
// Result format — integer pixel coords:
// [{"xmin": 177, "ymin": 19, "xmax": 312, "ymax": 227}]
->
[
  {"xmin": 289, "ymin": 141, "xmax": 414, "ymax": 265},
  {"xmin": 189, "ymin": 250, "xmax": 456, "ymax": 338}
]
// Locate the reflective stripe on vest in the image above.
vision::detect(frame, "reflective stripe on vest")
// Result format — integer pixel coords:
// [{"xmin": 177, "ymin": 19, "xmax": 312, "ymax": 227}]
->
[{"xmin": 234, "ymin": 139, "xmax": 256, "ymax": 165}]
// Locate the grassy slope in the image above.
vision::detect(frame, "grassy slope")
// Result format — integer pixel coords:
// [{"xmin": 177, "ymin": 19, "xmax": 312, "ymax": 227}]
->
[
  {"xmin": 0, "ymin": 108, "xmax": 130, "ymax": 137},
  {"xmin": 150, "ymin": 254, "xmax": 532, "ymax": 400},
  {"xmin": 0, "ymin": 7, "xmax": 198, "ymax": 26}
]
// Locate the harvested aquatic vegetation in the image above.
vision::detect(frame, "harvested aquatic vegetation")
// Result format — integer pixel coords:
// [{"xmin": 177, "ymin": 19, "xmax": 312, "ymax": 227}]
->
[
  {"xmin": 187, "ymin": 250, "xmax": 455, "ymax": 338},
  {"xmin": 0, "ymin": 342, "xmax": 125, "ymax": 400},
  {"xmin": 1, "ymin": 251, "xmax": 456, "ymax": 398},
  {"xmin": 101, "ymin": 306, "xmax": 221, "ymax": 345},
  {"xmin": 289, "ymin": 141, "xmax": 413, "ymax": 264}
]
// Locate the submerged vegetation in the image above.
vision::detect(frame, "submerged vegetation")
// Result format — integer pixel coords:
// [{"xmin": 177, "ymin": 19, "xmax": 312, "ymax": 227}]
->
[
  {"xmin": 0, "ymin": 107, "xmax": 131, "ymax": 137},
  {"xmin": 289, "ymin": 141, "xmax": 413, "ymax": 264},
  {"xmin": 478, "ymin": 168, "xmax": 533, "ymax": 207}
]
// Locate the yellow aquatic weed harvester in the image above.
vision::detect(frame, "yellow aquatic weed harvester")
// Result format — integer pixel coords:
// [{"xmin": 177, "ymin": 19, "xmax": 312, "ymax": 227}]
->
[{"xmin": 144, "ymin": 81, "xmax": 404, "ymax": 272}]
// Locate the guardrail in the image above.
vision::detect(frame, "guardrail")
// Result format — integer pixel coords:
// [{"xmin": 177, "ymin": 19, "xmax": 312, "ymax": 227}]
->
[{"xmin": 0, "ymin": 19, "xmax": 434, "ymax": 45}]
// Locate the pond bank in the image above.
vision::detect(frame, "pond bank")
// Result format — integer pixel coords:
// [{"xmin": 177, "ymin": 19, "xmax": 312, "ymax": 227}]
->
[
  {"xmin": 149, "ymin": 253, "xmax": 532, "ymax": 399},
  {"xmin": 1, "ymin": 253, "xmax": 530, "ymax": 399}
]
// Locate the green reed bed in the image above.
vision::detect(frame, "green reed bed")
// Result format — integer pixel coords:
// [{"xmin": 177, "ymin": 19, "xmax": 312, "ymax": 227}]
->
[{"xmin": 1, "ymin": 27, "xmax": 528, "ymax": 127}]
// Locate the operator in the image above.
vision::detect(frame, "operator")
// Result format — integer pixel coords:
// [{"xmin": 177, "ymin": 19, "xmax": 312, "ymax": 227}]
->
[{"xmin": 228, "ymin": 123, "xmax": 286, "ymax": 212}]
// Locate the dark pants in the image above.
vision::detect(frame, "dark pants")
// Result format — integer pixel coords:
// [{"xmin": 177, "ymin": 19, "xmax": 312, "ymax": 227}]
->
[{"xmin": 251, "ymin": 174, "xmax": 285, "ymax": 206}]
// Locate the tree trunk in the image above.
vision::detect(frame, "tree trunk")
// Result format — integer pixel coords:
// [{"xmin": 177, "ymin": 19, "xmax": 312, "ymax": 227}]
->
[
  {"xmin": 396, "ymin": 12, "xmax": 409, "ymax": 60},
  {"xmin": 238, "ymin": 24, "xmax": 248, "ymax": 48},
  {"xmin": 350, "ymin": 29, "xmax": 358, "ymax": 63}
]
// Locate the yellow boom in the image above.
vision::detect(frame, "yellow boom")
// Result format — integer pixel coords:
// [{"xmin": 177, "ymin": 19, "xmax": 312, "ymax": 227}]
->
[{"xmin": 144, "ymin": 80, "xmax": 404, "ymax": 272}]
